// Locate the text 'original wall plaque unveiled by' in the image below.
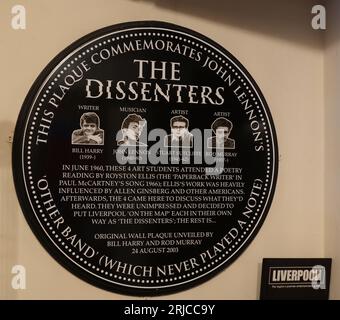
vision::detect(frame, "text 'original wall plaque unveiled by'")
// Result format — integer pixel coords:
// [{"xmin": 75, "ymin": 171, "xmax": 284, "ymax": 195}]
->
[{"xmin": 13, "ymin": 21, "xmax": 278, "ymax": 295}]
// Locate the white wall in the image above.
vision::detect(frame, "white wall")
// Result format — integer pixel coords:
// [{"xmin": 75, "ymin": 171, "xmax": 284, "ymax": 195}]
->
[
  {"xmin": 0, "ymin": 0, "xmax": 325, "ymax": 299},
  {"xmin": 325, "ymin": 0, "xmax": 340, "ymax": 300}
]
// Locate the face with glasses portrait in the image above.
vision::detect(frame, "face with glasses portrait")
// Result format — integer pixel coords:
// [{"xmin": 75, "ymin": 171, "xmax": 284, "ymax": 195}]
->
[{"xmin": 171, "ymin": 121, "xmax": 188, "ymax": 139}]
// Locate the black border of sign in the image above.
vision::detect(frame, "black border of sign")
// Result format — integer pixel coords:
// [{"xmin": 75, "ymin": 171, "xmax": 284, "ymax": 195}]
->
[{"xmin": 12, "ymin": 21, "xmax": 279, "ymax": 296}]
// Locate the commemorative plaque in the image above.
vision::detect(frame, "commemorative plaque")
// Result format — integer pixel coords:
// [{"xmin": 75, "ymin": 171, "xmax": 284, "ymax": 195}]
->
[{"xmin": 13, "ymin": 21, "xmax": 278, "ymax": 295}]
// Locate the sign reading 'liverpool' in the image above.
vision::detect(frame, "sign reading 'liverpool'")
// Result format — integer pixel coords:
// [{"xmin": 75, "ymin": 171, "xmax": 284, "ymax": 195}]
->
[{"xmin": 13, "ymin": 21, "xmax": 278, "ymax": 295}]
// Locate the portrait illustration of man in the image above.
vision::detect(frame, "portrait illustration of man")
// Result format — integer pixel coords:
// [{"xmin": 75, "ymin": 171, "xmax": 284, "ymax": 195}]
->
[
  {"xmin": 117, "ymin": 113, "xmax": 147, "ymax": 146},
  {"xmin": 71, "ymin": 112, "xmax": 104, "ymax": 145},
  {"xmin": 164, "ymin": 115, "xmax": 193, "ymax": 148},
  {"xmin": 207, "ymin": 117, "xmax": 235, "ymax": 149}
]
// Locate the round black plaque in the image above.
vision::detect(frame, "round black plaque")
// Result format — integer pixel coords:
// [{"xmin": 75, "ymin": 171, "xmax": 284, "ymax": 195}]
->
[{"xmin": 13, "ymin": 21, "xmax": 278, "ymax": 295}]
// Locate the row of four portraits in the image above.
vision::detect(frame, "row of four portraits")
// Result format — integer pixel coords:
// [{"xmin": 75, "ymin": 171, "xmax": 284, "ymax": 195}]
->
[{"xmin": 71, "ymin": 112, "xmax": 236, "ymax": 149}]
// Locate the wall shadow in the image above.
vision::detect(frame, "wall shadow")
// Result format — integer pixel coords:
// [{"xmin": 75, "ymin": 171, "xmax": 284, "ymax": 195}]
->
[
  {"xmin": 133, "ymin": 0, "xmax": 324, "ymax": 49},
  {"xmin": 0, "ymin": 120, "xmax": 19, "ymax": 299},
  {"xmin": 324, "ymin": 0, "xmax": 340, "ymax": 300}
]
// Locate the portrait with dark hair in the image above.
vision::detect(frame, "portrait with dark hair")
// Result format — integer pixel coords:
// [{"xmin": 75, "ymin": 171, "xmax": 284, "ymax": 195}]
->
[
  {"xmin": 71, "ymin": 112, "xmax": 104, "ymax": 145},
  {"xmin": 164, "ymin": 115, "xmax": 193, "ymax": 148},
  {"xmin": 207, "ymin": 117, "xmax": 235, "ymax": 149},
  {"xmin": 117, "ymin": 113, "xmax": 147, "ymax": 146}
]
